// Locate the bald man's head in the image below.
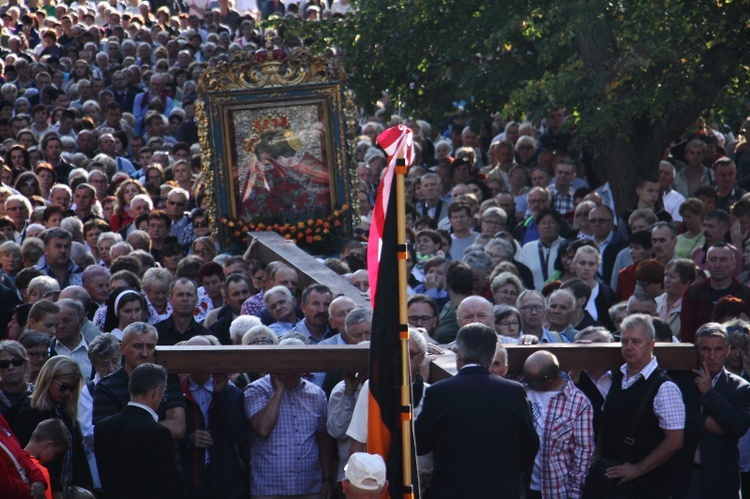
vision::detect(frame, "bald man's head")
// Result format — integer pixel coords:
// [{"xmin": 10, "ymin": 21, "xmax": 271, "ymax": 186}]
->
[
  {"xmin": 522, "ymin": 350, "xmax": 560, "ymax": 390},
  {"xmin": 457, "ymin": 295, "xmax": 493, "ymax": 327},
  {"xmin": 186, "ymin": 335, "xmax": 217, "ymax": 383},
  {"xmin": 186, "ymin": 335, "xmax": 212, "ymax": 346}
]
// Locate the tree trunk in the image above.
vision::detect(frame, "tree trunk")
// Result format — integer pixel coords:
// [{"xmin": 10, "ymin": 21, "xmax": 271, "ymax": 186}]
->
[{"xmin": 596, "ymin": 135, "xmax": 666, "ymax": 217}]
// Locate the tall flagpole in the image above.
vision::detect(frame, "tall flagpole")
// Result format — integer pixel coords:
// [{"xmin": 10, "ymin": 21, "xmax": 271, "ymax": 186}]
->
[{"xmin": 395, "ymin": 151, "xmax": 414, "ymax": 499}]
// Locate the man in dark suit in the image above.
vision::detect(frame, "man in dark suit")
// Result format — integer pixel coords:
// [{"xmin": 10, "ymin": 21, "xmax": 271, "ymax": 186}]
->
[
  {"xmin": 588, "ymin": 205, "xmax": 628, "ymax": 284},
  {"xmin": 95, "ymin": 363, "xmax": 185, "ymax": 499},
  {"xmin": 671, "ymin": 323, "xmax": 750, "ymax": 498},
  {"xmin": 109, "ymin": 70, "xmax": 138, "ymax": 114},
  {"xmin": 415, "ymin": 323, "xmax": 539, "ymax": 498}
]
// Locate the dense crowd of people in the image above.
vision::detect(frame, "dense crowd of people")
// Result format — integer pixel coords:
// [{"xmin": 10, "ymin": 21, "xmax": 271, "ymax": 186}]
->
[{"xmin": 0, "ymin": 0, "xmax": 749, "ymax": 498}]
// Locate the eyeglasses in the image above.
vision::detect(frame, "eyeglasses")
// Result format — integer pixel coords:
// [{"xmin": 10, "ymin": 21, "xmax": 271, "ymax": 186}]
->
[
  {"xmin": 482, "ymin": 219, "xmax": 503, "ymax": 226},
  {"xmin": 409, "ymin": 350, "xmax": 421, "ymax": 359},
  {"xmin": 168, "ymin": 200, "xmax": 187, "ymax": 207},
  {"xmin": 52, "ymin": 379, "xmax": 77, "ymax": 393},
  {"xmin": 0, "ymin": 358, "xmax": 25, "ymax": 369},
  {"xmin": 26, "ymin": 351, "xmax": 49, "ymax": 360},
  {"xmin": 496, "ymin": 320, "xmax": 520, "ymax": 328},
  {"xmin": 23, "ymin": 180, "xmax": 36, "ymax": 187},
  {"xmin": 519, "ymin": 305, "xmax": 545, "ymax": 313},
  {"xmin": 408, "ymin": 315, "xmax": 435, "ymax": 325},
  {"xmin": 249, "ymin": 337, "xmax": 274, "ymax": 345},
  {"xmin": 193, "ymin": 221, "xmax": 208, "ymax": 228}
]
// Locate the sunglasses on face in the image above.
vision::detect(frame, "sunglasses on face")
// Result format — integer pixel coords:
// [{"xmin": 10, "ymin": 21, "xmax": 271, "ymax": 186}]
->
[
  {"xmin": 53, "ymin": 379, "xmax": 77, "ymax": 393},
  {"xmin": 0, "ymin": 357, "xmax": 25, "ymax": 369}
]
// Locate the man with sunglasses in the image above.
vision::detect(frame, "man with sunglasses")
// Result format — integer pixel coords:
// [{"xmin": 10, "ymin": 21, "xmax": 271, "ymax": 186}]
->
[
  {"xmin": 165, "ymin": 187, "xmax": 194, "ymax": 250},
  {"xmin": 523, "ymin": 350, "xmax": 594, "ymax": 499}
]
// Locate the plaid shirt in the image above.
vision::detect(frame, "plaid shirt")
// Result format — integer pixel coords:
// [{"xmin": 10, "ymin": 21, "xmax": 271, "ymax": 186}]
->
[
  {"xmin": 528, "ymin": 378, "xmax": 594, "ymax": 499},
  {"xmin": 620, "ymin": 357, "xmax": 685, "ymax": 430},
  {"xmin": 245, "ymin": 375, "xmax": 327, "ymax": 496},
  {"xmin": 549, "ymin": 184, "xmax": 575, "ymax": 215},
  {"xmin": 240, "ymin": 290, "xmax": 265, "ymax": 316}
]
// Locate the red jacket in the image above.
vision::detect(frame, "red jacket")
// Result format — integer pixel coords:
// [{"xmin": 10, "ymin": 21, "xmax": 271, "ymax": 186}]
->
[
  {"xmin": 616, "ymin": 264, "xmax": 637, "ymax": 302},
  {"xmin": 680, "ymin": 278, "xmax": 750, "ymax": 342},
  {"xmin": 0, "ymin": 415, "xmax": 46, "ymax": 498}
]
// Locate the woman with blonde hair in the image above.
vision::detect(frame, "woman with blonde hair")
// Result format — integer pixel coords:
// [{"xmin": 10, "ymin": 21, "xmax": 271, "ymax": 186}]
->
[
  {"xmin": 573, "ymin": 245, "xmax": 616, "ymax": 326},
  {"xmin": 192, "ymin": 236, "xmax": 218, "ymax": 261},
  {"xmin": 26, "ymin": 276, "xmax": 60, "ymax": 304},
  {"xmin": 0, "ymin": 240, "xmax": 23, "ymax": 283},
  {"xmin": 5, "ymin": 356, "xmax": 92, "ymax": 492},
  {"xmin": 491, "ymin": 272, "xmax": 524, "ymax": 306},
  {"xmin": 172, "ymin": 159, "xmax": 194, "ymax": 193},
  {"xmin": 142, "ymin": 267, "xmax": 173, "ymax": 324}
]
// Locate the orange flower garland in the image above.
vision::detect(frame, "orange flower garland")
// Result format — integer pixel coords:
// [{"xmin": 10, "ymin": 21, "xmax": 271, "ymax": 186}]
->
[{"xmin": 220, "ymin": 204, "xmax": 350, "ymax": 255}]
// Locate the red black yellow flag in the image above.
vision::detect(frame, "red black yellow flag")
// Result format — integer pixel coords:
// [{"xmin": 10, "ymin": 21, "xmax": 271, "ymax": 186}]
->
[{"xmin": 366, "ymin": 125, "xmax": 417, "ymax": 499}]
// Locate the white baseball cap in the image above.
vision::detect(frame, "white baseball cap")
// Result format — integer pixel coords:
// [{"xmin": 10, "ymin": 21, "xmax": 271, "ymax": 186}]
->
[{"xmin": 344, "ymin": 452, "xmax": 386, "ymax": 491}]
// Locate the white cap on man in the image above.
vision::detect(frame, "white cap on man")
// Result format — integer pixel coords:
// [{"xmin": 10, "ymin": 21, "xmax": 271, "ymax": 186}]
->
[{"xmin": 344, "ymin": 452, "xmax": 386, "ymax": 491}]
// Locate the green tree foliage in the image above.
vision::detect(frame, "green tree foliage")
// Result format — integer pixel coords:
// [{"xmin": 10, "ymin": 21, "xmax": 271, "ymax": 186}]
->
[{"xmin": 274, "ymin": 0, "xmax": 750, "ymax": 211}]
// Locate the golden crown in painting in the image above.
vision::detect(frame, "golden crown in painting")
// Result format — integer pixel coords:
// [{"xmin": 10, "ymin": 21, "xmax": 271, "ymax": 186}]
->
[
  {"xmin": 243, "ymin": 113, "xmax": 302, "ymax": 155},
  {"xmin": 253, "ymin": 114, "xmax": 290, "ymax": 134}
]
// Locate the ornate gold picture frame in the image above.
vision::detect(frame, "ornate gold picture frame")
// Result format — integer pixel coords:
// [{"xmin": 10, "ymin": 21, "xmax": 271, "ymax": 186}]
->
[{"xmin": 197, "ymin": 45, "xmax": 358, "ymax": 251}]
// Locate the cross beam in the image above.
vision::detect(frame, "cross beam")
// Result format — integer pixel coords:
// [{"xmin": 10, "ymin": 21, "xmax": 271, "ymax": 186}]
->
[
  {"xmin": 248, "ymin": 232, "xmax": 370, "ymax": 308},
  {"xmin": 155, "ymin": 343, "xmax": 698, "ymax": 379}
]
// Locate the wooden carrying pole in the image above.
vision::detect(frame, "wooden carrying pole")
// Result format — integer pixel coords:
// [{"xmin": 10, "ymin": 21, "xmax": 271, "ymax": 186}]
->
[{"xmin": 395, "ymin": 154, "xmax": 414, "ymax": 499}]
